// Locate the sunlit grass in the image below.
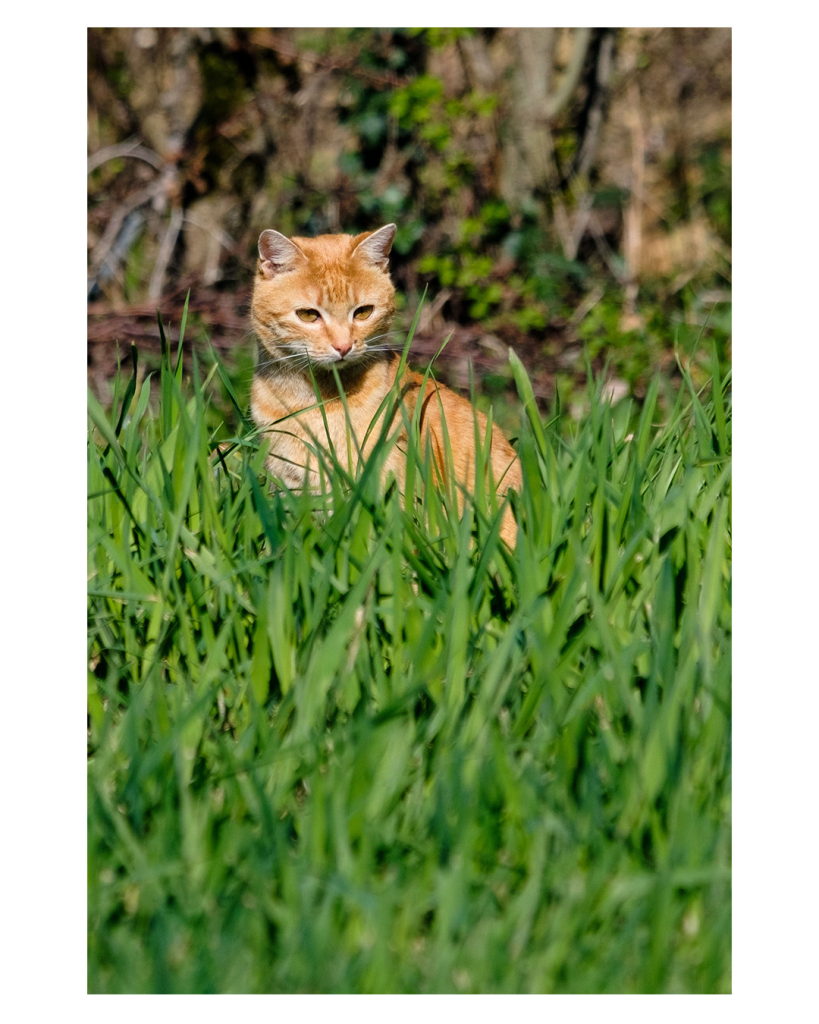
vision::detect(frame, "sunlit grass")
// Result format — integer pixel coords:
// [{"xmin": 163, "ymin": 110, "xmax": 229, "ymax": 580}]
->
[{"xmin": 87, "ymin": 300, "xmax": 731, "ymax": 993}]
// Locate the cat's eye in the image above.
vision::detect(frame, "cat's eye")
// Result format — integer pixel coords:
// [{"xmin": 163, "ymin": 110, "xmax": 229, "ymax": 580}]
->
[
  {"xmin": 296, "ymin": 308, "xmax": 321, "ymax": 322},
  {"xmin": 353, "ymin": 305, "xmax": 374, "ymax": 321}
]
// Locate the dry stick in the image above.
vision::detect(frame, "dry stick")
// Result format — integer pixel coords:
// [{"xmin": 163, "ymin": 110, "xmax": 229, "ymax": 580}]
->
[
  {"xmin": 370, "ymin": 143, "xmax": 412, "ymax": 197},
  {"xmin": 182, "ymin": 212, "xmax": 236, "ymax": 287},
  {"xmin": 546, "ymin": 127, "xmax": 595, "ymax": 263},
  {"xmin": 626, "ymin": 181, "xmax": 671, "ymax": 229},
  {"xmin": 622, "ymin": 79, "xmax": 646, "ymax": 323},
  {"xmin": 573, "ymin": 30, "xmax": 616, "ymax": 181},
  {"xmin": 568, "ymin": 284, "xmax": 605, "ymax": 329},
  {"xmin": 571, "ymin": 191, "xmax": 596, "ymax": 258},
  {"xmin": 544, "ymin": 27, "xmax": 593, "ymax": 119},
  {"xmin": 589, "ymin": 214, "xmax": 629, "ymax": 285},
  {"xmin": 457, "ymin": 33, "xmax": 497, "ymax": 93},
  {"xmin": 519, "ymin": 28, "xmax": 555, "ymax": 113},
  {"xmin": 251, "ymin": 29, "xmax": 408, "ymax": 89},
  {"xmin": 536, "ymin": 30, "xmax": 595, "ymax": 262},
  {"xmin": 90, "ymin": 211, "xmax": 145, "ymax": 298},
  {"xmin": 89, "ymin": 179, "xmax": 164, "ymax": 280},
  {"xmin": 539, "ymin": 30, "xmax": 616, "ymax": 265},
  {"xmin": 669, "ymin": 266, "xmax": 703, "ymax": 296},
  {"xmin": 455, "ymin": 35, "xmax": 477, "ymax": 93},
  {"xmin": 418, "ymin": 289, "xmax": 453, "ymax": 335},
  {"xmin": 181, "ymin": 211, "xmax": 234, "ymax": 251},
  {"xmin": 560, "ymin": 188, "xmax": 595, "ymax": 262},
  {"xmin": 88, "ymin": 138, "xmax": 163, "ymax": 175},
  {"xmin": 544, "ymin": 120, "xmax": 576, "ymax": 262},
  {"xmin": 551, "ymin": 195, "xmax": 576, "ymax": 263},
  {"xmin": 627, "ymin": 178, "xmax": 731, "ymax": 283},
  {"xmin": 148, "ymin": 207, "xmax": 184, "ymax": 302},
  {"xmin": 516, "ymin": 28, "xmax": 555, "ymax": 190}
]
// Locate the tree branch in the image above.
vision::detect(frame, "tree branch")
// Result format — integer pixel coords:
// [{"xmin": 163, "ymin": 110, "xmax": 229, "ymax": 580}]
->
[
  {"xmin": 544, "ymin": 28, "xmax": 593, "ymax": 120},
  {"xmin": 88, "ymin": 138, "xmax": 163, "ymax": 175},
  {"xmin": 148, "ymin": 207, "xmax": 184, "ymax": 302}
]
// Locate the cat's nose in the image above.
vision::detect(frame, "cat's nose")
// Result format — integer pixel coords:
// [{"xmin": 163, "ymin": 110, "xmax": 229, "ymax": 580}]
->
[{"xmin": 331, "ymin": 335, "xmax": 353, "ymax": 357}]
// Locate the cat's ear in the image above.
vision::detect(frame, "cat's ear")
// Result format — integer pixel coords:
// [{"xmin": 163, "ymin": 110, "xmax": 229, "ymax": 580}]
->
[
  {"xmin": 258, "ymin": 230, "xmax": 306, "ymax": 279},
  {"xmin": 352, "ymin": 224, "xmax": 397, "ymax": 270}
]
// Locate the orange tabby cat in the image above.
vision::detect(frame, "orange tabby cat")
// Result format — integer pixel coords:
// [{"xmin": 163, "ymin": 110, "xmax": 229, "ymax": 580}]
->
[{"xmin": 250, "ymin": 223, "xmax": 522, "ymax": 545}]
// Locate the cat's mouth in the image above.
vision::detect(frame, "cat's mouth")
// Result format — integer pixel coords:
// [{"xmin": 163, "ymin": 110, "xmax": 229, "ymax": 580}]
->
[
  {"xmin": 324, "ymin": 349, "xmax": 365, "ymax": 367},
  {"xmin": 260, "ymin": 340, "xmax": 379, "ymax": 371}
]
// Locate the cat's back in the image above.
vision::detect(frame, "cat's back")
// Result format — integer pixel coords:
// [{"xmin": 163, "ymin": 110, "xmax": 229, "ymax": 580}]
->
[{"xmin": 393, "ymin": 360, "xmax": 520, "ymax": 494}]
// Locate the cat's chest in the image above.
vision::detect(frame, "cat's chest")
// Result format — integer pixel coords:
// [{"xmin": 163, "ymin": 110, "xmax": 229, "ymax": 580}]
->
[{"xmin": 251, "ymin": 367, "xmax": 391, "ymax": 454}]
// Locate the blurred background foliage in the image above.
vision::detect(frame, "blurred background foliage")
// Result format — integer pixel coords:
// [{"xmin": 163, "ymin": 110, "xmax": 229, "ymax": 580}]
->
[{"xmin": 87, "ymin": 27, "xmax": 731, "ymax": 418}]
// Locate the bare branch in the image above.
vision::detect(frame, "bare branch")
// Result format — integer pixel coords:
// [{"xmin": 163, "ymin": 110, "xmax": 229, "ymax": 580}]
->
[
  {"xmin": 545, "ymin": 28, "xmax": 593, "ymax": 120},
  {"xmin": 182, "ymin": 212, "xmax": 235, "ymax": 251},
  {"xmin": 88, "ymin": 138, "xmax": 163, "ymax": 175},
  {"xmin": 418, "ymin": 289, "xmax": 453, "ymax": 335},
  {"xmin": 622, "ymin": 80, "xmax": 645, "ymax": 285},
  {"xmin": 574, "ymin": 30, "xmax": 616, "ymax": 180},
  {"xmin": 89, "ymin": 178, "xmax": 164, "ymax": 276},
  {"xmin": 182, "ymin": 212, "xmax": 236, "ymax": 287},
  {"xmin": 148, "ymin": 208, "xmax": 184, "ymax": 302},
  {"xmin": 251, "ymin": 29, "xmax": 409, "ymax": 89},
  {"xmin": 556, "ymin": 189, "xmax": 595, "ymax": 262},
  {"xmin": 568, "ymin": 284, "xmax": 605, "ymax": 328},
  {"xmin": 589, "ymin": 213, "xmax": 629, "ymax": 284},
  {"xmin": 88, "ymin": 210, "xmax": 147, "ymax": 299},
  {"xmin": 457, "ymin": 33, "xmax": 497, "ymax": 93}
]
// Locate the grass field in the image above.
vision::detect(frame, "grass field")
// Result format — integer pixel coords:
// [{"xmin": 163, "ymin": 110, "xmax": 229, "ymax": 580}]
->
[{"xmin": 87, "ymin": 305, "xmax": 731, "ymax": 993}]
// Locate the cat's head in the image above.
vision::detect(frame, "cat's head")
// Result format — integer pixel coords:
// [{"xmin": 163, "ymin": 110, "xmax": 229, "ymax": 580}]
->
[{"xmin": 251, "ymin": 224, "xmax": 398, "ymax": 371}]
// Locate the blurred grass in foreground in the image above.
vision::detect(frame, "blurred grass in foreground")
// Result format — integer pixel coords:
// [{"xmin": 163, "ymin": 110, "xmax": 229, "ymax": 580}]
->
[{"xmin": 87, "ymin": 302, "xmax": 731, "ymax": 993}]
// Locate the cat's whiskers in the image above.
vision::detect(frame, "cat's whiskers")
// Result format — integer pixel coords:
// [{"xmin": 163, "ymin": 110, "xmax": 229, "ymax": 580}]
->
[
  {"xmin": 254, "ymin": 353, "xmax": 314, "ymax": 377},
  {"xmin": 257, "ymin": 351, "xmax": 309, "ymax": 365},
  {"xmin": 258, "ymin": 342, "xmax": 402, "ymax": 376},
  {"xmin": 365, "ymin": 329, "xmax": 406, "ymax": 345},
  {"xmin": 361, "ymin": 346, "xmax": 406, "ymax": 356}
]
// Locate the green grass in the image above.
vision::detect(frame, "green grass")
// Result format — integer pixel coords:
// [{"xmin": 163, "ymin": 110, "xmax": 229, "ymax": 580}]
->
[{"xmin": 87, "ymin": 304, "xmax": 731, "ymax": 993}]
